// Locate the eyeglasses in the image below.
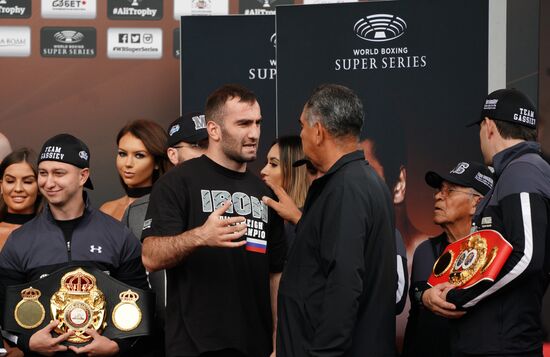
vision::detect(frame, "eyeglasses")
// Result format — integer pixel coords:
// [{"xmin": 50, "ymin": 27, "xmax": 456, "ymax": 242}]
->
[
  {"xmin": 434, "ymin": 186, "xmax": 481, "ymax": 198},
  {"xmin": 172, "ymin": 143, "xmax": 200, "ymax": 149}
]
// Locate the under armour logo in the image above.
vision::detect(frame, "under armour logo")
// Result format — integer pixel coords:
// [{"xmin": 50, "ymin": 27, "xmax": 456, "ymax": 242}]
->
[
  {"xmin": 450, "ymin": 162, "xmax": 469, "ymax": 175},
  {"xmin": 90, "ymin": 245, "xmax": 102, "ymax": 254}
]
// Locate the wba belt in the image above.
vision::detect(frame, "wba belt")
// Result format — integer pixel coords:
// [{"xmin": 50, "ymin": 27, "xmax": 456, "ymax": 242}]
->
[
  {"xmin": 428, "ymin": 229, "xmax": 513, "ymax": 289},
  {"xmin": 2, "ymin": 266, "xmax": 154, "ymax": 344}
]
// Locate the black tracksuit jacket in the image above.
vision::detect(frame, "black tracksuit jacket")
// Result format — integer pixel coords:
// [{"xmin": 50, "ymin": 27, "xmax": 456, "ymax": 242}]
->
[
  {"xmin": 0, "ymin": 197, "xmax": 148, "ymax": 356},
  {"xmin": 447, "ymin": 141, "xmax": 550, "ymax": 355}
]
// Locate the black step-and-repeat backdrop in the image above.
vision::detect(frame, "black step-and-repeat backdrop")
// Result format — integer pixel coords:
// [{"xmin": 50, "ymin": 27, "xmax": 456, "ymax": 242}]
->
[
  {"xmin": 180, "ymin": 15, "xmax": 276, "ymax": 173},
  {"xmin": 277, "ymin": 0, "xmax": 487, "ymax": 251},
  {"xmin": 275, "ymin": 0, "xmax": 488, "ymax": 347}
]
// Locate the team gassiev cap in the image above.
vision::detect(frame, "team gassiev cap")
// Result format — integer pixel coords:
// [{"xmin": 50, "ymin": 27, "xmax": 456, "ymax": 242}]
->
[
  {"xmin": 38, "ymin": 133, "xmax": 94, "ymax": 189},
  {"xmin": 467, "ymin": 88, "xmax": 537, "ymax": 128}
]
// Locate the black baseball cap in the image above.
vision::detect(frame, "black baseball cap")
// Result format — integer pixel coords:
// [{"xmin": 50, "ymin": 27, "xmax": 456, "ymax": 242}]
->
[
  {"xmin": 425, "ymin": 160, "xmax": 493, "ymax": 196},
  {"xmin": 38, "ymin": 133, "xmax": 94, "ymax": 189},
  {"xmin": 467, "ymin": 88, "xmax": 537, "ymax": 128},
  {"xmin": 166, "ymin": 112, "xmax": 208, "ymax": 147}
]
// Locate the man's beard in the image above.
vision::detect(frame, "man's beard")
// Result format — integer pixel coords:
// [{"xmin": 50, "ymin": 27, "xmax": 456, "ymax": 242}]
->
[{"xmin": 222, "ymin": 145, "xmax": 257, "ymax": 163}]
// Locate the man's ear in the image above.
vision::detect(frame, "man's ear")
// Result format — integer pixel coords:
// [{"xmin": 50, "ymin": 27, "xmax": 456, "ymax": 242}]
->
[
  {"xmin": 207, "ymin": 121, "xmax": 220, "ymax": 142},
  {"xmin": 166, "ymin": 148, "xmax": 178, "ymax": 166},
  {"xmin": 80, "ymin": 168, "xmax": 90, "ymax": 187},
  {"xmin": 470, "ymin": 194, "xmax": 483, "ymax": 214},
  {"xmin": 393, "ymin": 166, "xmax": 406, "ymax": 205},
  {"xmin": 314, "ymin": 121, "xmax": 324, "ymax": 146},
  {"xmin": 484, "ymin": 118, "xmax": 497, "ymax": 140}
]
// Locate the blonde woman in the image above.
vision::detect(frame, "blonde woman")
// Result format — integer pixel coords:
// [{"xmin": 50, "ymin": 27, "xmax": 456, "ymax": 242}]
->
[{"xmin": 261, "ymin": 136, "xmax": 311, "ymax": 248}]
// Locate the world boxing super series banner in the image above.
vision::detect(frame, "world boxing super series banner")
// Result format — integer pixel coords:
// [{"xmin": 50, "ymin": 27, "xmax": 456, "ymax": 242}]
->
[
  {"xmin": 276, "ymin": 0, "xmax": 489, "ymax": 250},
  {"xmin": 275, "ymin": 0, "xmax": 488, "ymax": 348},
  {"xmin": 180, "ymin": 15, "xmax": 276, "ymax": 173}
]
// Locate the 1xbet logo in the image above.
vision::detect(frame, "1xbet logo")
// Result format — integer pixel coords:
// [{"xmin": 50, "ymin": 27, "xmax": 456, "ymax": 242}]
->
[{"xmin": 52, "ymin": 0, "xmax": 87, "ymax": 8}]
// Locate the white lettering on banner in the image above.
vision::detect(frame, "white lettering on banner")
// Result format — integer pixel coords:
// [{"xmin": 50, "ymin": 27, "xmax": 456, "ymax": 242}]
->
[
  {"xmin": 0, "ymin": 6, "xmax": 26, "ymax": 15},
  {"xmin": 42, "ymin": 48, "xmax": 95, "ymax": 56},
  {"xmin": 244, "ymin": 8, "xmax": 275, "ymax": 15},
  {"xmin": 249, "ymin": 68, "xmax": 277, "ymax": 80},
  {"xmin": 113, "ymin": 7, "xmax": 158, "ymax": 17},
  {"xmin": 334, "ymin": 56, "xmax": 427, "ymax": 71},
  {"xmin": 248, "ymin": 56, "xmax": 277, "ymax": 80},
  {"xmin": 201, "ymin": 189, "xmax": 268, "ymax": 223},
  {"xmin": 334, "ymin": 27, "xmax": 430, "ymax": 72}
]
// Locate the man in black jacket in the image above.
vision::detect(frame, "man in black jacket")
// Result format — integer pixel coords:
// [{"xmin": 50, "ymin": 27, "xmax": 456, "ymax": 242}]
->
[
  {"xmin": 277, "ymin": 84, "xmax": 396, "ymax": 357},
  {"xmin": 423, "ymin": 88, "xmax": 550, "ymax": 356},
  {"xmin": 0, "ymin": 134, "xmax": 148, "ymax": 356}
]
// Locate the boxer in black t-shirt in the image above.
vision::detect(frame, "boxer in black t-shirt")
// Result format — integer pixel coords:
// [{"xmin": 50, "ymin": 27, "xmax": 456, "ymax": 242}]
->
[{"xmin": 141, "ymin": 84, "xmax": 286, "ymax": 357}]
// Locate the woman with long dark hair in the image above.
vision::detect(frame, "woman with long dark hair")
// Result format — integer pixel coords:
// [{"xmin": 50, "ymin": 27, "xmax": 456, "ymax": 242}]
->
[
  {"xmin": 100, "ymin": 119, "xmax": 170, "ymax": 220},
  {"xmin": 0, "ymin": 147, "xmax": 41, "ymax": 357}
]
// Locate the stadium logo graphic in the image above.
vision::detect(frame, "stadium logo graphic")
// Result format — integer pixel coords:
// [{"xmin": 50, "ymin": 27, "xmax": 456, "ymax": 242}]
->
[
  {"xmin": 41, "ymin": 27, "xmax": 96, "ymax": 58},
  {"xmin": 353, "ymin": 14, "xmax": 407, "ymax": 42},
  {"xmin": 270, "ymin": 33, "xmax": 276, "ymax": 48},
  {"xmin": 54, "ymin": 30, "xmax": 84, "ymax": 44}
]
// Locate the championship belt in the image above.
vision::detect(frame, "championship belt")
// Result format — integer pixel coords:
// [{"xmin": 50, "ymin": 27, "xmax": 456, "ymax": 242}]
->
[
  {"xmin": 428, "ymin": 229, "xmax": 513, "ymax": 289},
  {"xmin": 3, "ymin": 266, "xmax": 154, "ymax": 345}
]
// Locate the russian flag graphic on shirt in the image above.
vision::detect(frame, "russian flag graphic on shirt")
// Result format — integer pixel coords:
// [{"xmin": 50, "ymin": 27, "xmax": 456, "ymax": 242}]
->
[{"xmin": 246, "ymin": 237, "xmax": 267, "ymax": 254}]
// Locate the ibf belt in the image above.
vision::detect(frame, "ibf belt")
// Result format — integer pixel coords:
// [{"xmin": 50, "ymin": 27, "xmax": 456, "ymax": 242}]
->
[
  {"xmin": 3, "ymin": 266, "xmax": 154, "ymax": 344},
  {"xmin": 428, "ymin": 229, "xmax": 513, "ymax": 289}
]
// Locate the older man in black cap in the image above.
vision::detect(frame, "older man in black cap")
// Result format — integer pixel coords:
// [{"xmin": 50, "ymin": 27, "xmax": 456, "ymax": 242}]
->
[
  {"xmin": 423, "ymin": 88, "xmax": 550, "ymax": 356},
  {"xmin": 402, "ymin": 160, "xmax": 493, "ymax": 357},
  {"xmin": 0, "ymin": 133, "xmax": 149, "ymax": 356},
  {"xmin": 166, "ymin": 112, "xmax": 208, "ymax": 166}
]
